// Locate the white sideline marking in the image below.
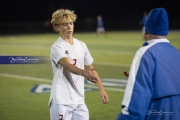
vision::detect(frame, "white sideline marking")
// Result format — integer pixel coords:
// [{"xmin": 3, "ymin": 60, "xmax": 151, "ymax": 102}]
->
[
  {"xmin": 0, "ymin": 73, "xmax": 125, "ymax": 92},
  {"xmin": 94, "ymin": 62, "xmax": 130, "ymax": 67},
  {"xmin": 0, "ymin": 73, "xmax": 52, "ymax": 83},
  {"xmin": 91, "ymin": 50, "xmax": 134, "ymax": 55},
  {"xmin": 85, "ymin": 84, "xmax": 125, "ymax": 92}
]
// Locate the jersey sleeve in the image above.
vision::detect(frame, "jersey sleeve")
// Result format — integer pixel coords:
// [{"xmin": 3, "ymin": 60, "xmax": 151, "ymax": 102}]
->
[
  {"xmin": 82, "ymin": 42, "xmax": 93, "ymax": 66},
  {"xmin": 51, "ymin": 44, "xmax": 67, "ymax": 64},
  {"xmin": 117, "ymin": 49, "xmax": 154, "ymax": 120}
]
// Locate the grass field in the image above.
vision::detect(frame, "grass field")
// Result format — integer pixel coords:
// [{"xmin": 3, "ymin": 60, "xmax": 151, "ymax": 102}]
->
[{"xmin": 0, "ymin": 31, "xmax": 180, "ymax": 120}]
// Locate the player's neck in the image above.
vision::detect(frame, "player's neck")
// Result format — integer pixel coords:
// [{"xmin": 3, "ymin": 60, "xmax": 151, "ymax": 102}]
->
[
  {"xmin": 61, "ymin": 36, "xmax": 74, "ymax": 45},
  {"xmin": 145, "ymin": 34, "xmax": 167, "ymax": 41}
]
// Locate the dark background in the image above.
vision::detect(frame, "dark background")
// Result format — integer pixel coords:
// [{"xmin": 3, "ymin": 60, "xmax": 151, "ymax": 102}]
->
[{"xmin": 0, "ymin": 0, "xmax": 179, "ymax": 34}]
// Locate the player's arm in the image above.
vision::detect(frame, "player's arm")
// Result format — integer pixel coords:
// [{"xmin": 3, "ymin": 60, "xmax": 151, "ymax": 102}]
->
[
  {"xmin": 58, "ymin": 57, "xmax": 98, "ymax": 83},
  {"xmin": 85, "ymin": 64, "xmax": 109, "ymax": 104}
]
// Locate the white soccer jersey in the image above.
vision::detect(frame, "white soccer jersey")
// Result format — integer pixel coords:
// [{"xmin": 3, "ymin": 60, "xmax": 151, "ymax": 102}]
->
[{"xmin": 48, "ymin": 37, "xmax": 93, "ymax": 105}]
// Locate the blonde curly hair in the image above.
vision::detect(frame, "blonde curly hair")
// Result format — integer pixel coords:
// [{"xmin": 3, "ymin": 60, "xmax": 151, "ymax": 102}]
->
[{"xmin": 51, "ymin": 9, "xmax": 77, "ymax": 26}]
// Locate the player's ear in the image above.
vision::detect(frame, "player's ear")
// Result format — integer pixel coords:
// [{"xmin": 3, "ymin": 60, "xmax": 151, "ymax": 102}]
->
[
  {"xmin": 143, "ymin": 32, "xmax": 149, "ymax": 41},
  {"xmin": 53, "ymin": 25, "xmax": 60, "ymax": 32}
]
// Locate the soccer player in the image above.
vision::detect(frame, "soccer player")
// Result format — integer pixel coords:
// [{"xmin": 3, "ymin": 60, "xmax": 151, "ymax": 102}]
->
[
  {"xmin": 96, "ymin": 15, "xmax": 106, "ymax": 37},
  {"xmin": 49, "ymin": 9, "xmax": 108, "ymax": 120},
  {"xmin": 117, "ymin": 8, "xmax": 180, "ymax": 120}
]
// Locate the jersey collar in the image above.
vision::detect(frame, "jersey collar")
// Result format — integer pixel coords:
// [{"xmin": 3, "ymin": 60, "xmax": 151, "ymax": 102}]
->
[{"xmin": 143, "ymin": 39, "xmax": 169, "ymax": 46}]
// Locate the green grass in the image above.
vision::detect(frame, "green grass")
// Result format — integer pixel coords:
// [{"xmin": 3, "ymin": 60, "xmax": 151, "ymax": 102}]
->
[
  {"xmin": 0, "ymin": 76, "xmax": 49, "ymax": 120},
  {"xmin": 0, "ymin": 31, "xmax": 180, "ymax": 120}
]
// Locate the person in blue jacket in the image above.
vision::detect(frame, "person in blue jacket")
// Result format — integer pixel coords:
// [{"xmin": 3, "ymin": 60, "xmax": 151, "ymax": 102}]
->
[{"xmin": 117, "ymin": 8, "xmax": 180, "ymax": 120}]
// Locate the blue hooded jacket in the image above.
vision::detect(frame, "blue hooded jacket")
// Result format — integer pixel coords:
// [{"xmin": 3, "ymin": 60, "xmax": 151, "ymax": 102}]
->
[{"xmin": 117, "ymin": 39, "xmax": 180, "ymax": 120}]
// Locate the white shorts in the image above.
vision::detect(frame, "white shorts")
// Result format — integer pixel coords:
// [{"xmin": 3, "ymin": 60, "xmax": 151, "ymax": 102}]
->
[
  {"xmin": 97, "ymin": 27, "xmax": 105, "ymax": 32},
  {"xmin": 50, "ymin": 100, "xmax": 89, "ymax": 120}
]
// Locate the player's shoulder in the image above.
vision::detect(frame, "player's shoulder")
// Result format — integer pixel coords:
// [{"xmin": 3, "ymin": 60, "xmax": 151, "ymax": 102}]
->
[
  {"xmin": 73, "ymin": 38, "xmax": 83, "ymax": 43},
  {"xmin": 73, "ymin": 38, "xmax": 86, "ymax": 46},
  {"xmin": 51, "ymin": 37, "xmax": 64, "ymax": 49}
]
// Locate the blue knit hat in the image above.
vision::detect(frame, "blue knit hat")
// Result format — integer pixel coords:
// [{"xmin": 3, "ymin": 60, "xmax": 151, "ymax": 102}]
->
[{"xmin": 145, "ymin": 8, "xmax": 169, "ymax": 36}]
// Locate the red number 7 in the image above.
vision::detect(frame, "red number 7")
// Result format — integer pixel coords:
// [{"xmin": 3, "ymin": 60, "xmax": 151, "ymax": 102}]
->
[
  {"xmin": 73, "ymin": 59, "xmax": 77, "ymax": 65},
  {"xmin": 59, "ymin": 114, "xmax": 63, "ymax": 120}
]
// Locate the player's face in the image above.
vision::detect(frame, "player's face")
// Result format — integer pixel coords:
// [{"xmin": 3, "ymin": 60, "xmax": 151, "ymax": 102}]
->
[{"xmin": 58, "ymin": 20, "xmax": 74, "ymax": 38}]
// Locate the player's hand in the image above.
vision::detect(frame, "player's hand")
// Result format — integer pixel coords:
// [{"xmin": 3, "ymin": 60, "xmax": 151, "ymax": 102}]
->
[
  {"xmin": 83, "ymin": 68, "xmax": 98, "ymax": 83},
  {"xmin": 100, "ymin": 91, "xmax": 109, "ymax": 104}
]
